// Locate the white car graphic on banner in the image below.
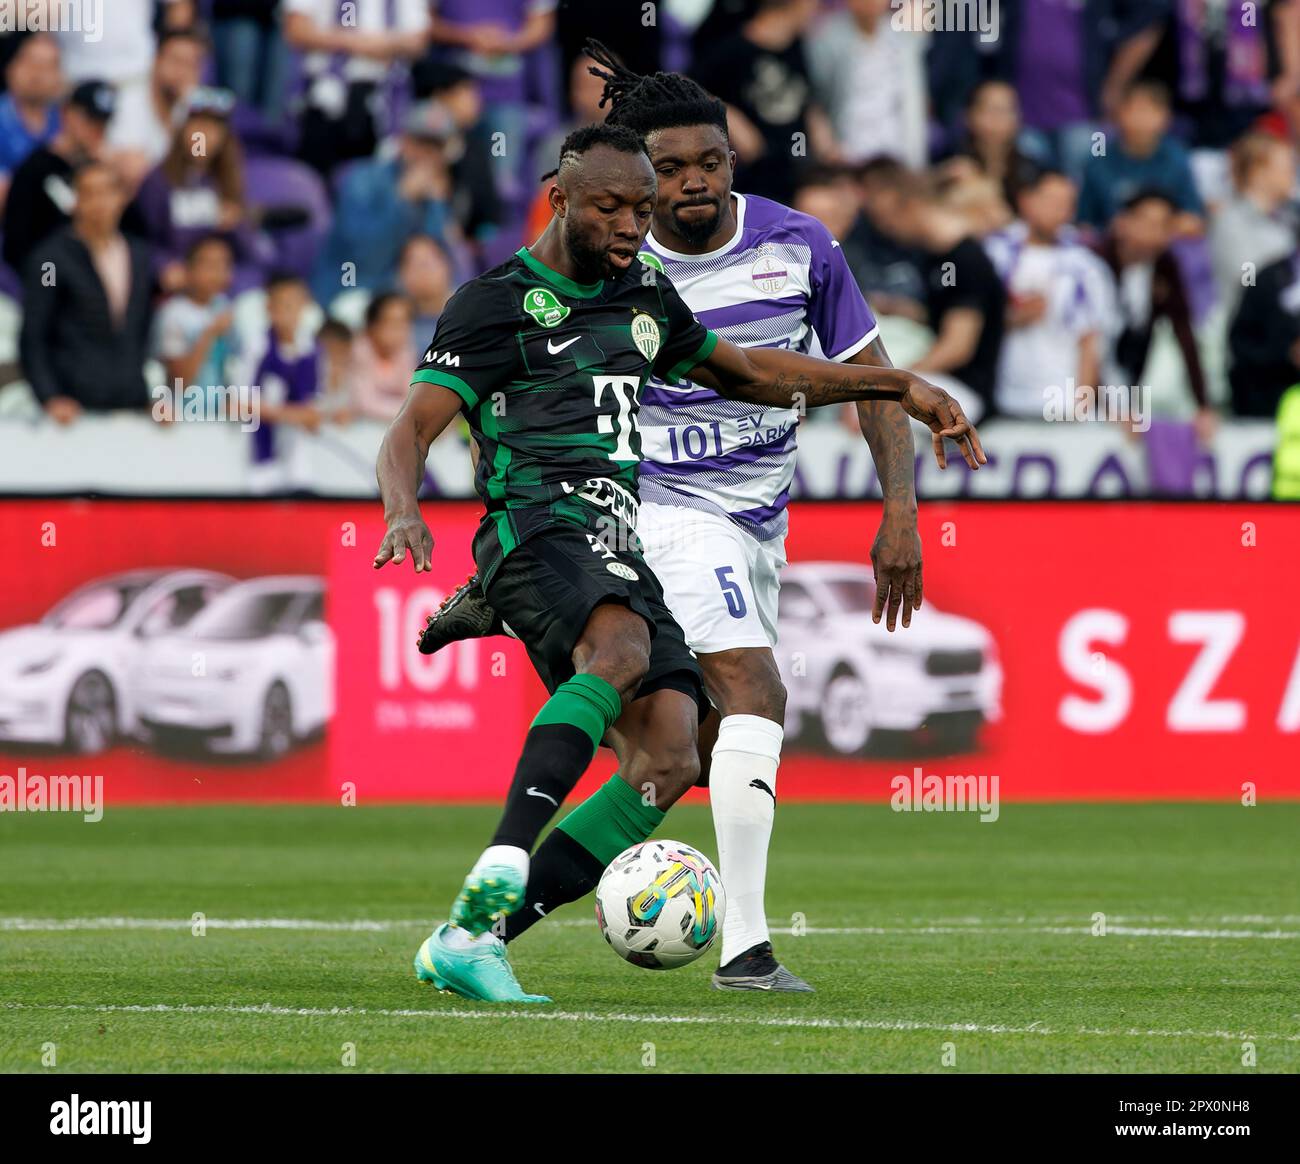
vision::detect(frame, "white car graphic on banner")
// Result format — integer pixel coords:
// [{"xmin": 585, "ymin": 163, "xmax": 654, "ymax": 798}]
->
[
  {"xmin": 0, "ymin": 569, "xmax": 233, "ymax": 752},
  {"xmin": 133, "ymin": 575, "xmax": 334, "ymax": 759},
  {"xmin": 776, "ymin": 562, "xmax": 1003, "ymax": 756}
]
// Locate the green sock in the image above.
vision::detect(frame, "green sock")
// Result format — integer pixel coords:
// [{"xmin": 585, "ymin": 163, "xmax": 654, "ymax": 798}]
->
[
  {"xmin": 530, "ymin": 673, "xmax": 623, "ymax": 752},
  {"xmin": 555, "ymin": 773, "xmax": 665, "ymax": 865}
]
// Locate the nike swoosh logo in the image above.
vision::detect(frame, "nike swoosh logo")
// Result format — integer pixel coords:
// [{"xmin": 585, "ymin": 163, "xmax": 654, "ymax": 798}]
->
[
  {"xmin": 533, "ymin": 903, "xmax": 548, "ymax": 917},
  {"xmin": 749, "ymin": 778, "xmax": 776, "ymax": 804},
  {"xmin": 526, "ymin": 786, "xmax": 559, "ymax": 807},
  {"xmin": 547, "ymin": 336, "xmax": 581, "ymax": 354}
]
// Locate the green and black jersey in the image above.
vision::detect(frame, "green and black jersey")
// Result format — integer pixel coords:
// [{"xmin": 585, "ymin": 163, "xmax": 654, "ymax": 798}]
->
[{"xmin": 412, "ymin": 246, "xmax": 718, "ymax": 588}]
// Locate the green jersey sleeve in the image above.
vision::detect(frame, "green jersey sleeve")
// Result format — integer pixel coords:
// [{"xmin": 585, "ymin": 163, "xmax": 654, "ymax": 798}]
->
[
  {"xmin": 410, "ymin": 280, "xmax": 518, "ymax": 410},
  {"xmin": 650, "ymin": 274, "xmax": 718, "ymax": 384}
]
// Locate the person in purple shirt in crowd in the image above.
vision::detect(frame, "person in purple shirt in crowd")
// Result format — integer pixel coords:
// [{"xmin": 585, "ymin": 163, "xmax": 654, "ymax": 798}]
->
[
  {"xmin": 987, "ymin": 0, "xmax": 1170, "ymax": 181},
  {"xmin": 1076, "ymin": 79, "xmax": 1205, "ymax": 234},
  {"xmin": 0, "ymin": 33, "xmax": 63, "ymax": 213},
  {"xmin": 131, "ymin": 86, "xmax": 274, "ymax": 296},
  {"xmin": 251, "ymin": 272, "xmax": 347, "ymax": 490},
  {"xmin": 427, "ymin": 0, "xmax": 558, "ymax": 198}
]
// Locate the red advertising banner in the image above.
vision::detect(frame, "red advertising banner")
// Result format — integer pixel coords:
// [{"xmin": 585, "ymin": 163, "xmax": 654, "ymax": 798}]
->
[{"xmin": 0, "ymin": 499, "xmax": 1296, "ymax": 803}]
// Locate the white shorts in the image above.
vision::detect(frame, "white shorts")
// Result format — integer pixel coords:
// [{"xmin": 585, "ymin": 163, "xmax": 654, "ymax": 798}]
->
[{"xmin": 636, "ymin": 501, "xmax": 786, "ymax": 654}]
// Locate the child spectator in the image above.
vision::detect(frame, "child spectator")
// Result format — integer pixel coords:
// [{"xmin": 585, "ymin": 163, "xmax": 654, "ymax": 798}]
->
[
  {"xmin": 1210, "ymin": 132, "xmax": 1297, "ymax": 317},
  {"xmin": 350, "ymin": 292, "xmax": 416, "ymax": 421},
  {"xmin": 985, "ymin": 168, "xmax": 1113, "ymax": 419},
  {"xmin": 153, "ymin": 235, "xmax": 243, "ymax": 413},
  {"xmin": 1077, "ymin": 81, "xmax": 1205, "ymax": 234},
  {"xmin": 399, "ymin": 234, "xmax": 456, "ymax": 344},
  {"xmin": 316, "ymin": 318, "xmax": 356, "ymax": 419}
]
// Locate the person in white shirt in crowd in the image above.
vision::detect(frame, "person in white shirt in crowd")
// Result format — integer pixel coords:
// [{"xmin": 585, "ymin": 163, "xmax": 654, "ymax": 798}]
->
[
  {"xmin": 1209, "ymin": 131, "xmax": 1297, "ymax": 318},
  {"xmin": 985, "ymin": 166, "xmax": 1113, "ymax": 420},
  {"xmin": 283, "ymin": 0, "xmax": 431, "ymax": 176},
  {"xmin": 807, "ymin": 0, "xmax": 928, "ymax": 168},
  {"xmin": 152, "ymin": 235, "xmax": 243, "ymax": 419},
  {"xmin": 105, "ymin": 26, "xmax": 209, "ymax": 192}
]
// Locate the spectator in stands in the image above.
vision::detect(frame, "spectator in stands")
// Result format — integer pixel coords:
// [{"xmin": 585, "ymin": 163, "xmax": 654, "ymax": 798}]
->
[
  {"xmin": 316, "ymin": 318, "xmax": 355, "ymax": 418},
  {"xmin": 1094, "ymin": 189, "xmax": 1213, "ymax": 435},
  {"xmin": 694, "ymin": 0, "xmax": 834, "ymax": 203},
  {"xmin": 939, "ymin": 80, "xmax": 1049, "ymax": 214},
  {"xmin": 867, "ymin": 168, "xmax": 1006, "ymax": 421},
  {"xmin": 1077, "ymin": 80, "xmax": 1205, "ymax": 234},
  {"xmin": 153, "ymin": 236, "xmax": 243, "ymax": 414},
  {"xmin": 55, "ymin": 0, "xmax": 193, "ymax": 144},
  {"xmin": 3, "ymin": 80, "xmax": 115, "ymax": 277},
  {"xmin": 107, "ymin": 25, "xmax": 208, "ymax": 193},
  {"xmin": 284, "ymin": 0, "xmax": 431, "ymax": 177},
  {"xmin": 985, "ymin": 168, "xmax": 1114, "ymax": 419},
  {"xmin": 132, "ymin": 87, "xmax": 272, "ymax": 296},
  {"xmin": 413, "ymin": 63, "xmax": 505, "ymax": 247},
  {"xmin": 984, "ymin": 0, "xmax": 1166, "ymax": 181},
  {"xmin": 1229, "ymin": 251, "xmax": 1300, "ymax": 417},
  {"xmin": 1210, "ymin": 131, "xmax": 1297, "ymax": 317},
  {"xmin": 848, "ymin": 157, "xmax": 930, "ymax": 321},
  {"xmin": 212, "ymin": 0, "xmax": 289, "ymax": 122},
  {"xmin": 0, "ymin": 33, "xmax": 62, "ymax": 213},
  {"xmin": 250, "ymin": 273, "xmax": 330, "ymax": 479},
  {"xmin": 427, "ymin": 0, "xmax": 559, "ymax": 198},
  {"xmin": 399, "ymin": 234, "xmax": 456, "ymax": 343},
  {"xmin": 792, "ymin": 165, "xmax": 891, "ymax": 301},
  {"xmin": 311, "ymin": 101, "xmax": 456, "ymax": 307},
  {"xmin": 350, "ymin": 292, "xmax": 416, "ymax": 421},
  {"xmin": 20, "ymin": 162, "xmax": 154, "ymax": 422},
  {"xmin": 807, "ymin": 0, "xmax": 928, "ymax": 168},
  {"xmin": 526, "ymin": 49, "xmax": 611, "ymax": 243}
]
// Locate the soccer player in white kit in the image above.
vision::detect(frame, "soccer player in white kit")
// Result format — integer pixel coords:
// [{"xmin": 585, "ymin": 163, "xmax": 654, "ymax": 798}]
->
[{"xmin": 419, "ymin": 52, "xmax": 969, "ymax": 990}]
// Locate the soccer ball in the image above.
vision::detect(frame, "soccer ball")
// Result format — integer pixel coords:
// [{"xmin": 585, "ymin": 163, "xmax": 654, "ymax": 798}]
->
[{"xmin": 594, "ymin": 840, "xmax": 726, "ymax": 969}]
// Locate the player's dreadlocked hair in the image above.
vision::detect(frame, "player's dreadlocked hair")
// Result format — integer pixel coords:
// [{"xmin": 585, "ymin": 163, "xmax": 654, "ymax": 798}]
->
[
  {"xmin": 539, "ymin": 121, "xmax": 649, "ymax": 183},
  {"xmin": 583, "ymin": 38, "xmax": 728, "ymax": 141}
]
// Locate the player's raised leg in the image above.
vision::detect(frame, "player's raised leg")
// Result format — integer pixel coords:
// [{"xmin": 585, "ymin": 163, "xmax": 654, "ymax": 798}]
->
[{"xmin": 500, "ymin": 681, "xmax": 702, "ymax": 942}]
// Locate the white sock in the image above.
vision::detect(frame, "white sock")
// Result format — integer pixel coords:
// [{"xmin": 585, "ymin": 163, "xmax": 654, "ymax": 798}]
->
[
  {"xmin": 472, "ymin": 844, "xmax": 528, "ymax": 882},
  {"xmin": 709, "ymin": 714, "xmax": 782, "ymax": 966},
  {"xmin": 441, "ymin": 927, "xmax": 502, "ymax": 949}
]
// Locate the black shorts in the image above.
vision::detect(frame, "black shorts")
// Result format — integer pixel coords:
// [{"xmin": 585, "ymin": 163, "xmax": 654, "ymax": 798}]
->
[{"xmin": 484, "ymin": 523, "xmax": 706, "ymax": 714}]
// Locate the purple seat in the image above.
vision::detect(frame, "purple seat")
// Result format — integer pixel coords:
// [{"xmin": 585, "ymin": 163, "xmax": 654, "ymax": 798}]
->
[{"xmin": 243, "ymin": 156, "xmax": 333, "ymax": 280}]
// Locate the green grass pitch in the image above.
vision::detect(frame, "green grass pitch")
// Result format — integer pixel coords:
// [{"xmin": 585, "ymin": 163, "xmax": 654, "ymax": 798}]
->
[{"xmin": 1, "ymin": 802, "xmax": 1296, "ymax": 1073}]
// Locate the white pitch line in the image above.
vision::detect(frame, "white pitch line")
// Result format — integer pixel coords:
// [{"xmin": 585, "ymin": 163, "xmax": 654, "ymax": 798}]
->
[
  {"xmin": 2, "ymin": 916, "xmax": 1296, "ymax": 940},
  {"xmin": 3, "ymin": 1001, "xmax": 1296, "ymax": 1044}
]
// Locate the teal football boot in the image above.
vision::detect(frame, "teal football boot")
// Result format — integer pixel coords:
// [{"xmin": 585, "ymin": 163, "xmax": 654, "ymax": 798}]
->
[
  {"xmin": 448, "ymin": 863, "xmax": 526, "ymax": 936},
  {"xmin": 413, "ymin": 924, "xmax": 551, "ymax": 1003}
]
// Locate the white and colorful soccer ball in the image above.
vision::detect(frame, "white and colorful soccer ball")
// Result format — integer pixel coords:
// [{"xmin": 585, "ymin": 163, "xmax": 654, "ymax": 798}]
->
[{"xmin": 594, "ymin": 840, "xmax": 726, "ymax": 969}]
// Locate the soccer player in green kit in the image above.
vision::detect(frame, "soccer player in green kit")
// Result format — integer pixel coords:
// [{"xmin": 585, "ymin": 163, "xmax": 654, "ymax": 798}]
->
[{"xmin": 374, "ymin": 123, "xmax": 983, "ymax": 1003}]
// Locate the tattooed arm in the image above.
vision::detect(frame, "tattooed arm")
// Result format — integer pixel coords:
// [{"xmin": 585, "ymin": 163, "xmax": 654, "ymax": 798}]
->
[
  {"xmin": 688, "ymin": 335, "xmax": 986, "ymax": 469},
  {"xmin": 848, "ymin": 336, "xmax": 923, "ymax": 631}
]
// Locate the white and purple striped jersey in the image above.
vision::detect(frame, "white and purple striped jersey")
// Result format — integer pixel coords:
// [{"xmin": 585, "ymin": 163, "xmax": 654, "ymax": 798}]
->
[{"xmin": 637, "ymin": 192, "xmax": 878, "ymax": 541}]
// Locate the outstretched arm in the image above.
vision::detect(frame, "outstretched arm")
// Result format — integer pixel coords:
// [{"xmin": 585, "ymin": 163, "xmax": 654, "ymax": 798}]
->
[
  {"xmin": 848, "ymin": 336, "xmax": 924, "ymax": 631},
  {"xmin": 687, "ymin": 335, "xmax": 986, "ymax": 470},
  {"xmin": 373, "ymin": 382, "xmax": 464, "ymax": 572}
]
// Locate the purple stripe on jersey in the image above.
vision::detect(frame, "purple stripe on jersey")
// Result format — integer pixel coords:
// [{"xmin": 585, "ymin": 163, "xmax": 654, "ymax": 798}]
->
[
  {"xmin": 731, "ymin": 490, "xmax": 791, "ymax": 525},
  {"xmin": 640, "ymin": 382, "xmax": 723, "ymax": 408},
  {"xmin": 639, "ymin": 429, "xmax": 796, "ymax": 476},
  {"xmin": 691, "ymin": 294, "xmax": 808, "ymax": 331}
]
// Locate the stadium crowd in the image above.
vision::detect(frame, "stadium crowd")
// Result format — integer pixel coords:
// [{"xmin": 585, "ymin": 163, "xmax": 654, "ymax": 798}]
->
[{"xmin": 0, "ymin": 0, "xmax": 1297, "ymax": 495}]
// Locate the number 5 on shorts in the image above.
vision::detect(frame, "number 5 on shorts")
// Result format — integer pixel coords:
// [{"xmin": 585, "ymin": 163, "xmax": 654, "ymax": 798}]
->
[{"xmin": 715, "ymin": 566, "xmax": 747, "ymax": 619}]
